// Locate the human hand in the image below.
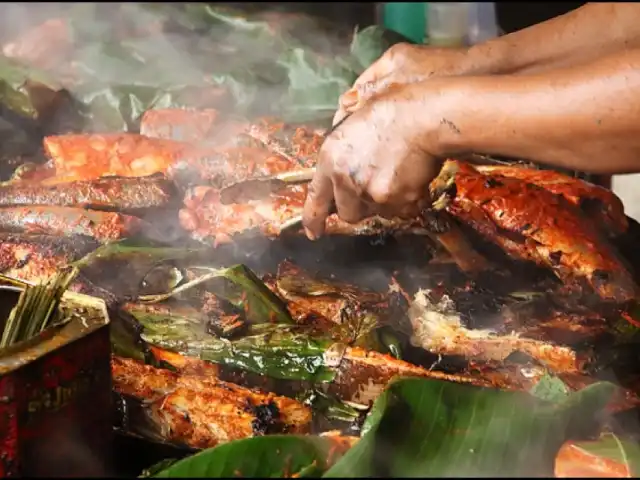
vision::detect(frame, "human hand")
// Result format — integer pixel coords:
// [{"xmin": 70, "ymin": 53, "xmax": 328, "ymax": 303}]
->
[
  {"xmin": 334, "ymin": 43, "xmax": 477, "ymax": 125},
  {"xmin": 303, "ymin": 83, "xmax": 447, "ymax": 240}
]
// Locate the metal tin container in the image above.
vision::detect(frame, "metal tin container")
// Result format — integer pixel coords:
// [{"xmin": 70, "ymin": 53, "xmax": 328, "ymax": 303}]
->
[{"xmin": 0, "ymin": 284, "xmax": 112, "ymax": 477}]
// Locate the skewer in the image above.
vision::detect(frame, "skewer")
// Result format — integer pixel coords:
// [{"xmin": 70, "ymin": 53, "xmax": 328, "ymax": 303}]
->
[{"xmin": 219, "ymin": 114, "xmax": 353, "ymax": 205}]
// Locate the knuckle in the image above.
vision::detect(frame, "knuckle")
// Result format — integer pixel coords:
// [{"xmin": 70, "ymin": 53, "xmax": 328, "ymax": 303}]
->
[
  {"xmin": 403, "ymin": 190, "xmax": 421, "ymax": 203},
  {"xmin": 369, "ymin": 187, "xmax": 391, "ymax": 205},
  {"xmin": 386, "ymin": 42, "xmax": 411, "ymax": 62}
]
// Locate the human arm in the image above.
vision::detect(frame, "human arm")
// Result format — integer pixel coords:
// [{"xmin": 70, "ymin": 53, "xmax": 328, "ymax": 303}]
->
[
  {"xmin": 431, "ymin": 47, "xmax": 640, "ymax": 174},
  {"xmin": 336, "ymin": 3, "xmax": 640, "ymax": 123},
  {"xmin": 303, "ymin": 47, "xmax": 640, "ymax": 238},
  {"xmin": 472, "ymin": 2, "xmax": 640, "ymax": 74}
]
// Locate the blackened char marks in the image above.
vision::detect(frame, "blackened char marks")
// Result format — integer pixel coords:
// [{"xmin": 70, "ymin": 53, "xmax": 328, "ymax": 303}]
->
[{"xmin": 248, "ymin": 400, "xmax": 283, "ymax": 435}]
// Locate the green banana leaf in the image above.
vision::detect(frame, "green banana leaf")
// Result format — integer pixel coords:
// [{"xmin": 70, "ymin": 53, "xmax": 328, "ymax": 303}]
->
[
  {"xmin": 0, "ymin": 55, "xmax": 64, "ymax": 120},
  {"xmin": 349, "ymin": 25, "xmax": 391, "ymax": 74},
  {"xmin": 529, "ymin": 374, "xmax": 571, "ymax": 404},
  {"xmin": 138, "ymin": 264, "xmax": 293, "ymax": 326},
  {"xmin": 324, "ymin": 377, "xmax": 616, "ymax": 477},
  {"xmin": 140, "ymin": 459, "xmax": 179, "ymax": 478},
  {"xmin": 140, "ymin": 320, "xmax": 336, "ymax": 383},
  {"xmin": 75, "ymin": 242, "xmax": 294, "ymax": 324},
  {"xmin": 1, "ymin": 4, "xmax": 406, "ymax": 132},
  {"xmin": 110, "ymin": 311, "xmax": 149, "ymax": 363},
  {"xmin": 276, "ymin": 263, "xmax": 406, "ymax": 358},
  {"xmin": 72, "ymin": 242, "xmax": 203, "ymax": 298},
  {"xmin": 134, "ymin": 287, "xmax": 403, "ymax": 383},
  {"xmin": 152, "ymin": 435, "xmax": 346, "ymax": 478},
  {"xmin": 299, "ymin": 389, "xmax": 367, "ymax": 425}
]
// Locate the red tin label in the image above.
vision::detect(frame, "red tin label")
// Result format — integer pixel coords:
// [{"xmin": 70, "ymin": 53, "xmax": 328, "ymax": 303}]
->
[
  {"xmin": 0, "ymin": 376, "xmax": 17, "ymax": 477},
  {"xmin": 0, "ymin": 326, "xmax": 112, "ymax": 477}
]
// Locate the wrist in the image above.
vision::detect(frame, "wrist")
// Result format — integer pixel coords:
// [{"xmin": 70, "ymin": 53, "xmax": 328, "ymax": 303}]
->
[
  {"xmin": 398, "ymin": 80, "xmax": 478, "ymax": 157},
  {"xmin": 465, "ymin": 37, "xmax": 515, "ymax": 75}
]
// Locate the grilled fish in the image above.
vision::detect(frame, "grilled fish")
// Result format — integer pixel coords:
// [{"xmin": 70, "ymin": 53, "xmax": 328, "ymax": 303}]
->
[
  {"xmin": 0, "ymin": 206, "xmax": 155, "ymax": 243},
  {"xmin": 245, "ymin": 117, "xmax": 325, "ymax": 167},
  {"xmin": 139, "ymin": 108, "xmax": 222, "ymax": 144},
  {"xmin": 42, "ymin": 133, "xmax": 207, "ymax": 183},
  {"xmin": 42, "ymin": 133, "xmax": 304, "ymax": 188},
  {"xmin": 271, "ymin": 260, "xmax": 410, "ymax": 349},
  {"xmin": 431, "ymin": 160, "xmax": 637, "ymax": 303},
  {"xmin": 112, "ymin": 355, "xmax": 312, "ymax": 450},
  {"xmin": 407, "ymin": 288, "xmax": 602, "ymax": 374},
  {"xmin": 475, "ymin": 165, "xmax": 628, "ymax": 236},
  {"xmin": 139, "ymin": 110, "xmax": 324, "ymax": 168},
  {"xmin": 179, "ymin": 184, "xmax": 422, "ymax": 245},
  {"xmin": 0, "ymin": 232, "xmax": 99, "ymax": 284},
  {"xmin": 0, "ymin": 175, "xmax": 176, "ymax": 212}
]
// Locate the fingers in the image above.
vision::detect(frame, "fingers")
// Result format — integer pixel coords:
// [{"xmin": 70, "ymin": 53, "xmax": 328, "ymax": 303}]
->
[
  {"xmin": 332, "ymin": 174, "xmax": 369, "ymax": 224},
  {"xmin": 302, "ymin": 163, "xmax": 335, "ymax": 240},
  {"xmin": 334, "ymin": 76, "xmax": 396, "ymax": 126},
  {"xmin": 334, "ymin": 87, "xmax": 368, "ymax": 126}
]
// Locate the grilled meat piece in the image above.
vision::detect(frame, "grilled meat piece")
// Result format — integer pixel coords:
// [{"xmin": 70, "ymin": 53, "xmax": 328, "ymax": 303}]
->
[
  {"xmin": 0, "ymin": 175, "xmax": 176, "ymax": 212},
  {"xmin": 245, "ymin": 117, "xmax": 325, "ymax": 167},
  {"xmin": 112, "ymin": 356, "xmax": 312, "ymax": 449},
  {"xmin": 554, "ymin": 440, "xmax": 631, "ymax": 478},
  {"xmin": 326, "ymin": 345, "xmax": 496, "ymax": 404},
  {"xmin": 139, "ymin": 108, "xmax": 221, "ymax": 143},
  {"xmin": 42, "ymin": 133, "xmax": 301, "ymax": 188},
  {"xmin": 407, "ymin": 289, "xmax": 599, "ymax": 373},
  {"xmin": 0, "ymin": 206, "xmax": 155, "ymax": 242},
  {"xmin": 272, "ymin": 260, "xmax": 410, "ymax": 351},
  {"xmin": 0, "ymin": 233, "xmax": 99, "ymax": 284},
  {"xmin": 179, "ymin": 184, "xmax": 421, "ymax": 245},
  {"xmin": 42, "ymin": 133, "xmax": 206, "ymax": 183},
  {"xmin": 274, "ymin": 260, "xmax": 397, "ymax": 325},
  {"xmin": 148, "ymin": 345, "xmax": 221, "ymax": 377},
  {"xmin": 432, "ymin": 160, "xmax": 637, "ymax": 303},
  {"xmin": 475, "ymin": 165, "xmax": 628, "ymax": 236},
  {"xmin": 139, "ymin": 111, "xmax": 324, "ymax": 168}
]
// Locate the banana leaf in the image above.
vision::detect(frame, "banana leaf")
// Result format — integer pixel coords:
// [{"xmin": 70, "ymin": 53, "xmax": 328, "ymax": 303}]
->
[
  {"xmin": 140, "ymin": 320, "xmax": 336, "ymax": 383},
  {"xmin": 139, "ymin": 264, "xmax": 293, "ymax": 326},
  {"xmin": 276, "ymin": 262, "xmax": 407, "ymax": 357},
  {"xmin": 325, "ymin": 377, "xmax": 616, "ymax": 477},
  {"xmin": 529, "ymin": 374, "xmax": 571, "ymax": 404},
  {"xmin": 72, "ymin": 241, "xmax": 206, "ymax": 299},
  {"xmin": 0, "ymin": 55, "xmax": 85, "ymax": 172},
  {"xmin": 151, "ymin": 435, "xmax": 349, "ymax": 478},
  {"xmin": 299, "ymin": 389, "xmax": 368, "ymax": 425},
  {"xmin": 58, "ymin": 4, "xmax": 406, "ymax": 129},
  {"xmin": 0, "ymin": 55, "xmax": 65, "ymax": 120},
  {"xmin": 74, "ymin": 242, "xmax": 294, "ymax": 324},
  {"xmin": 133, "ymin": 283, "xmax": 404, "ymax": 383},
  {"xmin": 2, "ymin": 3, "xmax": 409, "ymax": 137}
]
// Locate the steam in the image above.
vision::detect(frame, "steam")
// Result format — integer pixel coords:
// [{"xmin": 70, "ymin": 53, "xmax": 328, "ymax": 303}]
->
[{"xmin": 0, "ymin": 2, "xmax": 355, "ymax": 129}]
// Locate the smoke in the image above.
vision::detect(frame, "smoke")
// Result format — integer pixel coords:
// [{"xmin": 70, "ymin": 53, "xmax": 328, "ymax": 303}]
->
[{"xmin": 0, "ymin": 2, "xmax": 356, "ymax": 130}]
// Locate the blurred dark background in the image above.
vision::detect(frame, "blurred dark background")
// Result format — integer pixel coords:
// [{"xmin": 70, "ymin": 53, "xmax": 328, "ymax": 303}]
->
[
  {"xmin": 245, "ymin": 2, "xmax": 586, "ymax": 36},
  {"xmin": 0, "ymin": 2, "xmax": 587, "ymax": 42}
]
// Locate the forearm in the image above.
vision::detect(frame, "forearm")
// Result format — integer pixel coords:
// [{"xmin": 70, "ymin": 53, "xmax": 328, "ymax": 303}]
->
[
  {"xmin": 468, "ymin": 3, "xmax": 640, "ymax": 75},
  {"xmin": 423, "ymin": 48, "xmax": 640, "ymax": 174}
]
